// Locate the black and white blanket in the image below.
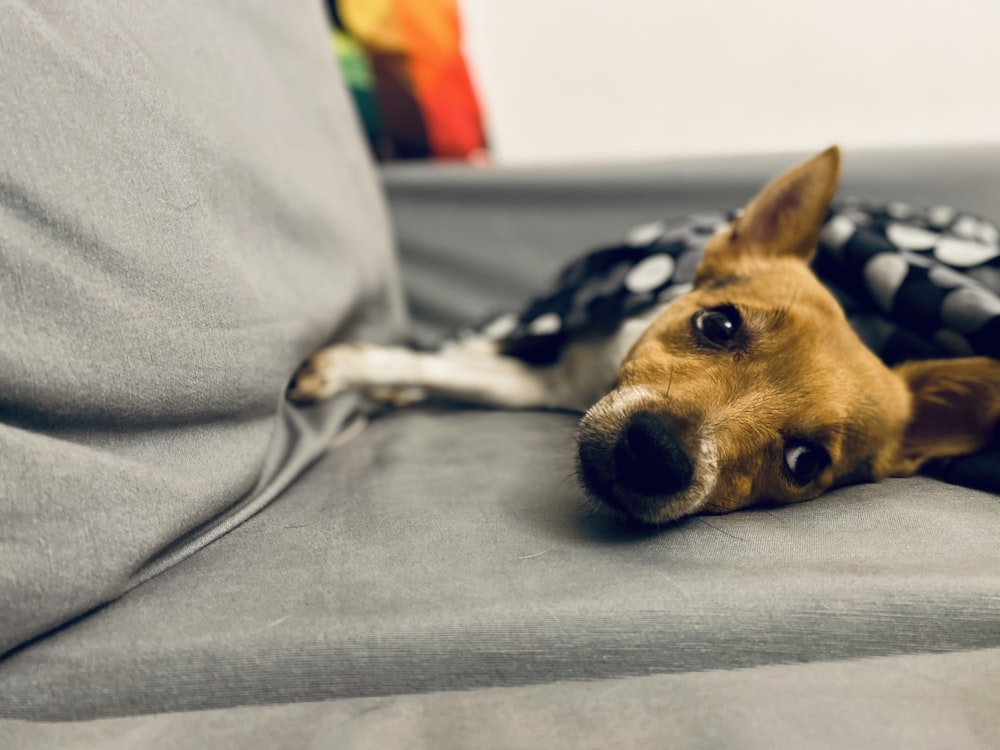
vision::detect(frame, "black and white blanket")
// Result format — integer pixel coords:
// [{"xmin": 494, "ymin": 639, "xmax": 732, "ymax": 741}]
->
[{"xmin": 494, "ymin": 201, "xmax": 1000, "ymax": 494}]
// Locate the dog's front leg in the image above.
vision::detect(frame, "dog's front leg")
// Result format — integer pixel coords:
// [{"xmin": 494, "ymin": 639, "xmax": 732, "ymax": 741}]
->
[{"xmin": 288, "ymin": 340, "xmax": 594, "ymax": 411}]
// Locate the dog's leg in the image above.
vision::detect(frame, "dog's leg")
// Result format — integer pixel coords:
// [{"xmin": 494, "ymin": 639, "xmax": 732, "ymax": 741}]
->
[
  {"xmin": 290, "ymin": 304, "xmax": 667, "ymax": 412},
  {"xmin": 289, "ymin": 338, "xmax": 599, "ymax": 411}
]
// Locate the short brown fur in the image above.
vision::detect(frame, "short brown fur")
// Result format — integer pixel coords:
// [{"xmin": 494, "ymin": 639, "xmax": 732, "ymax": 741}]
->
[
  {"xmin": 291, "ymin": 147, "xmax": 1000, "ymax": 525},
  {"xmin": 581, "ymin": 147, "xmax": 1000, "ymax": 522}
]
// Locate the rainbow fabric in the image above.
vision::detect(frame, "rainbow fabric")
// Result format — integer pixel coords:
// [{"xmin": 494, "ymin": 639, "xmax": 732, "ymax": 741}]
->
[{"xmin": 329, "ymin": 0, "xmax": 487, "ymax": 161}]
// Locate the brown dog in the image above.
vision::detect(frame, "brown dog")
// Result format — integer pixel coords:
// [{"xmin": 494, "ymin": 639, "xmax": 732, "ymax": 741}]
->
[{"xmin": 291, "ymin": 147, "xmax": 1000, "ymax": 524}]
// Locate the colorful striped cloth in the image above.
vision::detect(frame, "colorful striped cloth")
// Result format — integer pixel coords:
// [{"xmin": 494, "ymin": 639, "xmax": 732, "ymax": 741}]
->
[{"xmin": 328, "ymin": 0, "xmax": 487, "ymax": 161}]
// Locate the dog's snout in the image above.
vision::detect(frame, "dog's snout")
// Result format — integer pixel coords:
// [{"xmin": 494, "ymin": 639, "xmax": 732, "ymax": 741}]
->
[{"xmin": 615, "ymin": 412, "xmax": 693, "ymax": 497}]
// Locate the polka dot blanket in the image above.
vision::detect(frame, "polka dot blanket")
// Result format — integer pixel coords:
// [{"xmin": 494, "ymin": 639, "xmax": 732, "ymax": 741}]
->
[{"xmin": 480, "ymin": 201, "xmax": 1000, "ymax": 494}]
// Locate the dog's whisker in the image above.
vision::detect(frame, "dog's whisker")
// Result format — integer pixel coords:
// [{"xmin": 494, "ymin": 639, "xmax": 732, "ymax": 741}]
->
[
  {"xmin": 694, "ymin": 516, "xmax": 746, "ymax": 542},
  {"xmin": 699, "ymin": 500, "xmax": 733, "ymax": 514}
]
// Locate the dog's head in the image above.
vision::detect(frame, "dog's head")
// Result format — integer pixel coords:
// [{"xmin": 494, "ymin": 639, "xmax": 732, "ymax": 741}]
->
[{"xmin": 578, "ymin": 147, "xmax": 1000, "ymax": 524}]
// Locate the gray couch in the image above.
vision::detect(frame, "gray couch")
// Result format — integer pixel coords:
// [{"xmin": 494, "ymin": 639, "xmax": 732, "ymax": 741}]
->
[{"xmin": 3, "ymin": 3, "xmax": 999, "ymax": 748}]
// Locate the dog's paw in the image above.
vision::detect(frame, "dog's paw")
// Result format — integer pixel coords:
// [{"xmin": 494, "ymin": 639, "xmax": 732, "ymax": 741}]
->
[
  {"xmin": 287, "ymin": 345, "xmax": 361, "ymax": 403},
  {"xmin": 364, "ymin": 385, "xmax": 428, "ymax": 408},
  {"xmin": 288, "ymin": 343, "xmax": 431, "ymax": 408}
]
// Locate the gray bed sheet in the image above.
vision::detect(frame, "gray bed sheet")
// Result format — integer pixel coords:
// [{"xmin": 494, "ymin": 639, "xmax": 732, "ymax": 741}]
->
[{"xmin": 4, "ymin": 147, "xmax": 1000, "ymax": 745}]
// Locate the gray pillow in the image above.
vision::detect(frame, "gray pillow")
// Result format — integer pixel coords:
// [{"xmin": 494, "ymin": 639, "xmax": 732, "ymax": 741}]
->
[{"xmin": 0, "ymin": 1, "xmax": 405, "ymax": 654}]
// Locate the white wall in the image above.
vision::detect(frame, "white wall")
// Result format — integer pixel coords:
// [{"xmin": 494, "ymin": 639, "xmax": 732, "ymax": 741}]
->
[{"xmin": 460, "ymin": 0, "xmax": 1000, "ymax": 165}]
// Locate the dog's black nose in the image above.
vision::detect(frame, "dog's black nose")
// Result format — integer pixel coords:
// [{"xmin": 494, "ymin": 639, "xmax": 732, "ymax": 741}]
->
[{"xmin": 614, "ymin": 412, "xmax": 693, "ymax": 497}]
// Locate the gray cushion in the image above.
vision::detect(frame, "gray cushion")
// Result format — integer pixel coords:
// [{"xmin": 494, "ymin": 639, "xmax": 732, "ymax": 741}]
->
[
  {"xmin": 6, "ymin": 647, "xmax": 1000, "ymax": 749},
  {"xmin": 0, "ymin": 0, "xmax": 405, "ymax": 654},
  {"xmin": 2, "ymin": 408, "xmax": 999, "ymax": 720}
]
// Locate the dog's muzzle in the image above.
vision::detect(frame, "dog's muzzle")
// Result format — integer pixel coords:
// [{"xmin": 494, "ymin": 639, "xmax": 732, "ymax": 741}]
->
[
  {"xmin": 613, "ymin": 413, "xmax": 693, "ymax": 496},
  {"xmin": 577, "ymin": 408, "xmax": 695, "ymax": 522}
]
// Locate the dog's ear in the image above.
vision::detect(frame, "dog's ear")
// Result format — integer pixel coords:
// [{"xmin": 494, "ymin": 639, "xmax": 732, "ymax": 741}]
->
[
  {"xmin": 891, "ymin": 357, "xmax": 1000, "ymax": 476},
  {"xmin": 735, "ymin": 145, "xmax": 841, "ymax": 261},
  {"xmin": 698, "ymin": 146, "xmax": 840, "ymax": 279}
]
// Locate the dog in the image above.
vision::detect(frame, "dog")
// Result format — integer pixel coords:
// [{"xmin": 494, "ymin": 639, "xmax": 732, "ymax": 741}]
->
[{"xmin": 289, "ymin": 147, "xmax": 1000, "ymax": 524}]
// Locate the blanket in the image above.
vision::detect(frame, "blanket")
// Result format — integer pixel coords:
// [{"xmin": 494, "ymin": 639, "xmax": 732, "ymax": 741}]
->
[{"xmin": 495, "ymin": 201, "xmax": 1000, "ymax": 494}]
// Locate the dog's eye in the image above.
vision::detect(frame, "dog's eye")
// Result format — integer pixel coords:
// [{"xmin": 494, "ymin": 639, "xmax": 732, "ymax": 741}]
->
[
  {"xmin": 784, "ymin": 442, "xmax": 829, "ymax": 486},
  {"xmin": 693, "ymin": 305, "xmax": 741, "ymax": 346}
]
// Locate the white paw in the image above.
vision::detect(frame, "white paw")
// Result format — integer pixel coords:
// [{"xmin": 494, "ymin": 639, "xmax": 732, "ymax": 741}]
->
[
  {"xmin": 287, "ymin": 344, "xmax": 367, "ymax": 403},
  {"xmin": 363, "ymin": 385, "xmax": 428, "ymax": 407}
]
